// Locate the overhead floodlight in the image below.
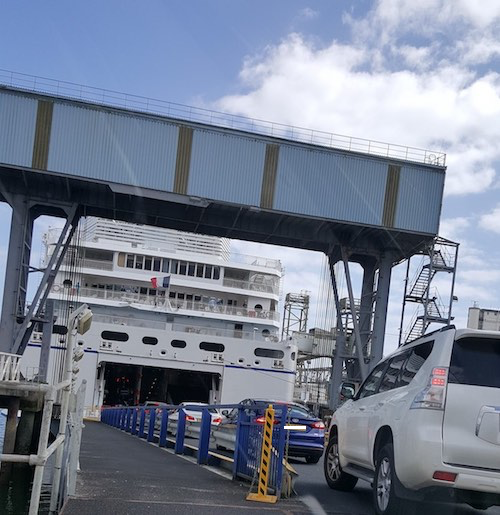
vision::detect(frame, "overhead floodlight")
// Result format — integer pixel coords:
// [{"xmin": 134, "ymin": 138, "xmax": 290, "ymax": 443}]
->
[{"xmin": 77, "ymin": 308, "xmax": 93, "ymax": 335}]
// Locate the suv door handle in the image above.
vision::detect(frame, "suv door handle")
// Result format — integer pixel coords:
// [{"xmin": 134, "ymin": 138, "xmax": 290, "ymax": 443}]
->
[{"xmin": 358, "ymin": 406, "xmax": 366, "ymax": 411}]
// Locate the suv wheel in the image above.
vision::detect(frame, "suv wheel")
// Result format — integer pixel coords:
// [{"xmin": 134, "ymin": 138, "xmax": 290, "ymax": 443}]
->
[
  {"xmin": 373, "ymin": 443, "xmax": 414, "ymax": 515},
  {"xmin": 323, "ymin": 434, "xmax": 358, "ymax": 491}
]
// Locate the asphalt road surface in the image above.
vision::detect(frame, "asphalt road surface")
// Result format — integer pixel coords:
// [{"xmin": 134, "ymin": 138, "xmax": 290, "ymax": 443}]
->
[{"xmin": 291, "ymin": 458, "xmax": 500, "ymax": 515}]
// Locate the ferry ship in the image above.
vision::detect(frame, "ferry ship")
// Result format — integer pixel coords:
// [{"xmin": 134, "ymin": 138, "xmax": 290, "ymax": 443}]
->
[{"xmin": 21, "ymin": 218, "xmax": 298, "ymax": 411}]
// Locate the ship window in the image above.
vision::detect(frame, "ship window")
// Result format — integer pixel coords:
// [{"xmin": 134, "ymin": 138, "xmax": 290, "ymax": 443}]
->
[
  {"xmin": 204, "ymin": 265, "xmax": 213, "ymax": 279},
  {"xmin": 162, "ymin": 258, "xmax": 170, "ymax": 273},
  {"xmin": 254, "ymin": 304, "xmax": 263, "ymax": 312},
  {"xmin": 140, "ymin": 287, "xmax": 148, "ymax": 295},
  {"xmin": 126, "ymin": 254, "xmax": 134, "ymax": 268},
  {"xmin": 200, "ymin": 342, "xmax": 225, "ymax": 353},
  {"xmin": 254, "ymin": 348, "xmax": 284, "ymax": 359},
  {"xmin": 85, "ymin": 248, "xmax": 113, "ymax": 261},
  {"xmin": 171, "ymin": 340, "xmax": 186, "ymax": 348},
  {"xmin": 169, "ymin": 291, "xmax": 175, "ymax": 298},
  {"xmin": 194, "ymin": 295, "xmax": 201, "ymax": 302},
  {"xmin": 179, "ymin": 261, "xmax": 187, "ymax": 275},
  {"xmin": 153, "ymin": 257, "xmax": 161, "ymax": 272},
  {"xmin": 101, "ymin": 331, "xmax": 129, "ymax": 342},
  {"xmin": 188, "ymin": 263, "xmax": 195, "ymax": 276},
  {"xmin": 291, "ymin": 352, "xmax": 296, "ymax": 361},
  {"xmin": 262, "ymin": 329, "xmax": 270, "ymax": 337},
  {"xmin": 144, "ymin": 256, "xmax": 152, "ymax": 271},
  {"xmin": 143, "ymin": 336, "xmax": 158, "ymax": 345},
  {"xmin": 170, "ymin": 260, "xmax": 178, "ymax": 274},
  {"xmin": 213, "ymin": 266, "xmax": 220, "ymax": 280},
  {"xmin": 135, "ymin": 255, "xmax": 144, "ymax": 270},
  {"xmin": 196, "ymin": 264, "xmax": 204, "ymax": 278}
]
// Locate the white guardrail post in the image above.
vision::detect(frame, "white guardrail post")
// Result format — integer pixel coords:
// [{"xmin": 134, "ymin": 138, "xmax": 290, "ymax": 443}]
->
[{"xmin": 0, "ymin": 352, "xmax": 21, "ymax": 381}]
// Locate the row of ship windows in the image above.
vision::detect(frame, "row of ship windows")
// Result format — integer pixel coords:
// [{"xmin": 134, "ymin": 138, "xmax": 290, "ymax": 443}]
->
[
  {"xmin": 118, "ymin": 253, "xmax": 221, "ymax": 280},
  {"xmin": 101, "ymin": 330, "xmax": 284, "ymax": 359}
]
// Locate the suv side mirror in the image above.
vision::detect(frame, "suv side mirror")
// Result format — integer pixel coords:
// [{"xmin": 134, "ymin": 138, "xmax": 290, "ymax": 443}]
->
[{"xmin": 340, "ymin": 382, "xmax": 356, "ymax": 401}]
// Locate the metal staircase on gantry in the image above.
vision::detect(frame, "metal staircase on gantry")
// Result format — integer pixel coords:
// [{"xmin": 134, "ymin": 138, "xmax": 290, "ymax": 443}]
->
[{"xmin": 399, "ymin": 237, "xmax": 459, "ymax": 345}]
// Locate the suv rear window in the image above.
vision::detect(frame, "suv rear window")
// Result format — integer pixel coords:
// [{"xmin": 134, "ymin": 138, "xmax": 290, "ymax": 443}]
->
[{"xmin": 449, "ymin": 337, "xmax": 500, "ymax": 388}]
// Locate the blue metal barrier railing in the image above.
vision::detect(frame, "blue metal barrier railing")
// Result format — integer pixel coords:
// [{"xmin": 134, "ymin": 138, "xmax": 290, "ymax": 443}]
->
[{"xmin": 100, "ymin": 402, "xmax": 288, "ymax": 497}]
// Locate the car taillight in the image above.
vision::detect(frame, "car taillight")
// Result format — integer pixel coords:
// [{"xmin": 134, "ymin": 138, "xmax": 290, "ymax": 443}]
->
[
  {"xmin": 212, "ymin": 417, "xmax": 222, "ymax": 424},
  {"xmin": 411, "ymin": 367, "xmax": 449, "ymax": 410},
  {"xmin": 255, "ymin": 416, "xmax": 278, "ymax": 424},
  {"xmin": 311, "ymin": 421, "xmax": 325, "ymax": 429},
  {"xmin": 185, "ymin": 415, "xmax": 196, "ymax": 422}
]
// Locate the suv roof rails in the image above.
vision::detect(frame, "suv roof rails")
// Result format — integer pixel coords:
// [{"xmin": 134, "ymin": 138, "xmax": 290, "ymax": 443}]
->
[{"xmin": 402, "ymin": 324, "xmax": 456, "ymax": 346}]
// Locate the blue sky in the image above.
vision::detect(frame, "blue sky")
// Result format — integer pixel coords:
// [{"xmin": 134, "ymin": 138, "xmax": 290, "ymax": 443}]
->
[{"xmin": 1, "ymin": 1, "xmax": 500, "ymax": 353}]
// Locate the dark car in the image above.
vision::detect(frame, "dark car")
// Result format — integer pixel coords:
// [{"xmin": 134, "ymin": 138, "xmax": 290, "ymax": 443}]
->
[{"xmin": 223, "ymin": 399, "xmax": 325, "ymax": 464}]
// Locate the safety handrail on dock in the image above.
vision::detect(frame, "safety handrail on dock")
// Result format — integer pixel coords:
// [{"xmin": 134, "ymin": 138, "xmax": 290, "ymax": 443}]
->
[{"xmin": 0, "ymin": 352, "xmax": 21, "ymax": 382}]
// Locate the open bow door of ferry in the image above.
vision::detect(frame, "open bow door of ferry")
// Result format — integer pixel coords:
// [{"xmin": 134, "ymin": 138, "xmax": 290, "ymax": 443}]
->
[{"xmin": 100, "ymin": 362, "xmax": 221, "ymax": 406}]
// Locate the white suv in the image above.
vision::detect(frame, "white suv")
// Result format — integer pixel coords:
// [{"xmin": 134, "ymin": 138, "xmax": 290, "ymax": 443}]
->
[{"xmin": 324, "ymin": 327, "xmax": 500, "ymax": 514}]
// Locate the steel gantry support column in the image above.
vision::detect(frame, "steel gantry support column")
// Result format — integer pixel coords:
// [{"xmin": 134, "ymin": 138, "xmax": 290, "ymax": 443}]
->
[
  {"xmin": 341, "ymin": 249, "xmax": 369, "ymax": 381},
  {"xmin": 327, "ymin": 253, "xmax": 348, "ymax": 410},
  {"xmin": 0, "ymin": 196, "xmax": 35, "ymax": 353},
  {"xmin": 12, "ymin": 205, "xmax": 80, "ymax": 355},
  {"xmin": 0, "ymin": 197, "xmax": 80, "ymax": 355},
  {"xmin": 327, "ymin": 247, "xmax": 395, "ymax": 409},
  {"xmin": 370, "ymin": 253, "xmax": 394, "ymax": 365},
  {"xmin": 358, "ymin": 257, "xmax": 377, "ymax": 361}
]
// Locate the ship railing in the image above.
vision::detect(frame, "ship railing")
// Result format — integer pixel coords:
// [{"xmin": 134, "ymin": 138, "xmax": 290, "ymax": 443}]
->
[
  {"xmin": 169, "ymin": 298, "xmax": 280, "ymax": 322},
  {"xmin": 61, "ymin": 285, "xmax": 280, "ymax": 321},
  {"xmin": 59, "ymin": 257, "xmax": 113, "ymax": 271},
  {"xmin": 171, "ymin": 323, "xmax": 280, "ymax": 342},
  {"xmin": 222, "ymin": 277, "xmax": 279, "ymax": 295},
  {"xmin": 89, "ymin": 314, "xmax": 279, "ymax": 341},
  {"xmin": 92, "ymin": 314, "xmax": 168, "ymax": 331}
]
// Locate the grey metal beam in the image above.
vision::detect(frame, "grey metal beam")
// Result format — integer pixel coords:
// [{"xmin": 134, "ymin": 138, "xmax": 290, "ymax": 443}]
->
[
  {"xmin": 38, "ymin": 299, "xmax": 54, "ymax": 383},
  {"xmin": 12, "ymin": 205, "xmax": 79, "ymax": 355},
  {"xmin": 327, "ymin": 253, "xmax": 346, "ymax": 410},
  {"xmin": 370, "ymin": 253, "xmax": 394, "ymax": 365},
  {"xmin": 358, "ymin": 258, "xmax": 376, "ymax": 354},
  {"xmin": 341, "ymin": 248, "xmax": 369, "ymax": 380},
  {"xmin": 0, "ymin": 196, "xmax": 34, "ymax": 353}
]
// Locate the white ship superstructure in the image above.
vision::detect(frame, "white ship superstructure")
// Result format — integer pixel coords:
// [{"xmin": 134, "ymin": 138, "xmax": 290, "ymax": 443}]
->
[{"xmin": 21, "ymin": 218, "xmax": 297, "ymax": 410}]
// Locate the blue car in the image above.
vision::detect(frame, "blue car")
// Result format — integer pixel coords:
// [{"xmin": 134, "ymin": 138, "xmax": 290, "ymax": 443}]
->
[{"xmin": 225, "ymin": 399, "xmax": 325, "ymax": 464}]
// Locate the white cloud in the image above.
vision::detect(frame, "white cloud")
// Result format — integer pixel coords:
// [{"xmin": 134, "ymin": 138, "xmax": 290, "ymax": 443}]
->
[
  {"xmin": 479, "ymin": 204, "xmax": 500, "ymax": 234},
  {"xmin": 439, "ymin": 217, "xmax": 470, "ymax": 241},
  {"xmin": 298, "ymin": 7, "xmax": 318, "ymax": 20},
  {"xmin": 216, "ymin": 30, "xmax": 500, "ymax": 196}
]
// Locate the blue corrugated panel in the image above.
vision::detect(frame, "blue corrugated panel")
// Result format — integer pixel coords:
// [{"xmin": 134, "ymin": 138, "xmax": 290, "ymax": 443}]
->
[
  {"xmin": 48, "ymin": 103, "xmax": 179, "ymax": 191},
  {"xmin": 274, "ymin": 146, "xmax": 387, "ymax": 226},
  {"xmin": 0, "ymin": 91, "xmax": 37, "ymax": 168},
  {"xmin": 395, "ymin": 165, "xmax": 444, "ymax": 234},
  {"xmin": 188, "ymin": 130, "xmax": 266, "ymax": 206}
]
